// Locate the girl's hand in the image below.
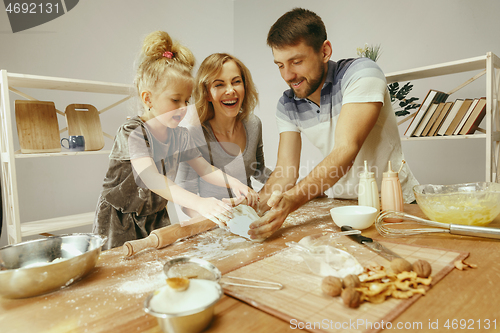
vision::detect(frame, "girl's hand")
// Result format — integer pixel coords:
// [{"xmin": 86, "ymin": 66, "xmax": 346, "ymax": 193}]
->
[{"xmin": 195, "ymin": 197, "xmax": 233, "ymax": 228}]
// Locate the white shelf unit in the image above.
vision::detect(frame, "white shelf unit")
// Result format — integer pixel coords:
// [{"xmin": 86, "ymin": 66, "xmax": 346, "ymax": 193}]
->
[
  {"xmin": 0, "ymin": 70, "xmax": 133, "ymax": 244},
  {"xmin": 386, "ymin": 52, "xmax": 500, "ymax": 183}
]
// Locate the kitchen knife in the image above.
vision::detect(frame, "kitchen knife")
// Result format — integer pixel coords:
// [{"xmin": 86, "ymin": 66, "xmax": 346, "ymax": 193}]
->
[{"xmin": 340, "ymin": 225, "xmax": 402, "ymax": 261}]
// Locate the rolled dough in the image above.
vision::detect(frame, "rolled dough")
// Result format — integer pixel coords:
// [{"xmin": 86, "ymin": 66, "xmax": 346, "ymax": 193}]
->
[{"xmin": 226, "ymin": 205, "xmax": 263, "ymax": 242}]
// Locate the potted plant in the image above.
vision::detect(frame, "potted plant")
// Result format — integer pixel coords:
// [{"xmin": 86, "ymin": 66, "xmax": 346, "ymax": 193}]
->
[{"xmin": 357, "ymin": 44, "xmax": 420, "ymax": 117}]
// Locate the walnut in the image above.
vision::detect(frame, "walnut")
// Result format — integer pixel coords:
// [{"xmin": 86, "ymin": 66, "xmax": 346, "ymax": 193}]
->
[
  {"xmin": 390, "ymin": 258, "xmax": 413, "ymax": 274},
  {"xmin": 341, "ymin": 287, "xmax": 361, "ymax": 308},
  {"xmin": 321, "ymin": 276, "xmax": 343, "ymax": 297},
  {"xmin": 342, "ymin": 274, "xmax": 361, "ymax": 288},
  {"xmin": 413, "ymin": 259, "xmax": 432, "ymax": 278}
]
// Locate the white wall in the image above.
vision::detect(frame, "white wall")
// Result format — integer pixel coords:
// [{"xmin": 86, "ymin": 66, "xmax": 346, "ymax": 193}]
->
[{"xmin": 2, "ymin": 0, "xmax": 499, "ymax": 247}]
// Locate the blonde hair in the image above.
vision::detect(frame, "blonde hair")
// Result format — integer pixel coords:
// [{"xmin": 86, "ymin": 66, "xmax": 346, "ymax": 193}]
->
[
  {"xmin": 134, "ymin": 31, "xmax": 195, "ymax": 113},
  {"xmin": 194, "ymin": 53, "xmax": 258, "ymax": 124}
]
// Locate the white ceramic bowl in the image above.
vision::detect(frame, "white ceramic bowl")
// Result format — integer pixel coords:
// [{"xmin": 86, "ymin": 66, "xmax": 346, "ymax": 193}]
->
[{"xmin": 330, "ymin": 205, "xmax": 378, "ymax": 230}]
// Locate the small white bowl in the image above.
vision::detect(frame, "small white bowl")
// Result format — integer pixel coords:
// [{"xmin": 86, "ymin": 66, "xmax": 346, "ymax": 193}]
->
[{"xmin": 330, "ymin": 205, "xmax": 378, "ymax": 230}]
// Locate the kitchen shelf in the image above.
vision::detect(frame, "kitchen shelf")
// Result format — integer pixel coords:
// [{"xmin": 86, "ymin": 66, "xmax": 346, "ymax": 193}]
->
[
  {"xmin": 385, "ymin": 55, "xmax": 489, "ymax": 83},
  {"xmin": 5, "ymin": 73, "xmax": 132, "ymax": 94},
  {"xmin": 386, "ymin": 52, "xmax": 500, "ymax": 183},
  {"xmin": 399, "ymin": 134, "xmax": 487, "ymax": 141},
  {"xmin": 14, "ymin": 150, "xmax": 112, "ymax": 159},
  {"xmin": 0, "ymin": 70, "xmax": 133, "ymax": 244},
  {"xmin": 20, "ymin": 212, "xmax": 95, "ymax": 237}
]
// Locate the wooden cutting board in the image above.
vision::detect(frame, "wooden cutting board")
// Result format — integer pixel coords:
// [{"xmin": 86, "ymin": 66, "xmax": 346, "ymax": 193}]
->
[
  {"xmin": 65, "ymin": 104, "xmax": 104, "ymax": 151},
  {"xmin": 15, "ymin": 100, "xmax": 61, "ymax": 153}
]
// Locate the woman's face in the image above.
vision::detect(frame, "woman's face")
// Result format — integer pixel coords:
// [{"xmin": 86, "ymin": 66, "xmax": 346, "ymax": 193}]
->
[{"xmin": 208, "ymin": 60, "xmax": 245, "ymax": 119}]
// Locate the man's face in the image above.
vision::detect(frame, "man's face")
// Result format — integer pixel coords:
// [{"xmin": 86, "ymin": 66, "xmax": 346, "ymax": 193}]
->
[{"xmin": 272, "ymin": 41, "xmax": 326, "ymax": 99}]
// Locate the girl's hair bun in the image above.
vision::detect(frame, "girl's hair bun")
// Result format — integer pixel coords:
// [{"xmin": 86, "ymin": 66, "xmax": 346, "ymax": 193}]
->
[
  {"xmin": 142, "ymin": 31, "xmax": 173, "ymax": 58},
  {"xmin": 134, "ymin": 31, "xmax": 195, "ymax": 111},
  {"xmin": 141, "ymin": 31, "xmax": 195, "ymax": 70}
]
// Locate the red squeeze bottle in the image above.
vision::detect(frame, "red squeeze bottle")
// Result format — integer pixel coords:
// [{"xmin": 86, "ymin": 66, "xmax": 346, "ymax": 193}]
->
[{"xmin": 381, "ymin": 161, "xmax": 404, "ymax": 222}]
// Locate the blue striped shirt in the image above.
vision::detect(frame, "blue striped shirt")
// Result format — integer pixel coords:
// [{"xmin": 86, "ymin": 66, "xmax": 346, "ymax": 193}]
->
[{"xmin": 276, "ymin": 58, "xmax": 387, "ymax": 132}]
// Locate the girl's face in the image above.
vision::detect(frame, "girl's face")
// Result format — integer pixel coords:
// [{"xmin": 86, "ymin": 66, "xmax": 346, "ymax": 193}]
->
[
  {"xmin": 208, "ymin": 60, "xmax": 245, "ymax": 119},
  {"xmin": 148, "ymin": 79, "xmax": 193, "ymax": 128}
]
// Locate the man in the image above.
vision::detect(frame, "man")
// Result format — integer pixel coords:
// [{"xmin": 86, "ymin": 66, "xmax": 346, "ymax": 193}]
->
[{"xmin": 248, "ymin": 8, "xmax": 418, "ymax": 240}]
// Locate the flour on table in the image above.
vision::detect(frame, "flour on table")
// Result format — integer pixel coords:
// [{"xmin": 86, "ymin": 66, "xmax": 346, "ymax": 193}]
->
[
  {"xmin": 112, "ymin": 259, "xmax": 166, "ymax": 296},
  {"xmin": 177, "ymin": 228, "xmax": 264, "ymax": 261}
]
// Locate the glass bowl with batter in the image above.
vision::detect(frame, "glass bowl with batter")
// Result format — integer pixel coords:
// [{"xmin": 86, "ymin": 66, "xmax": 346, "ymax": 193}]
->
[{"xmin": 413, "ymin": 182, "xmax": 500, "ymax": 226}]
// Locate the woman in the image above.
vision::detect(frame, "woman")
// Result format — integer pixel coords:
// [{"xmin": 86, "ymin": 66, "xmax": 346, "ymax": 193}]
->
[{"xmin": 177, "ymin": 53, "xmax": 272, "ymax": 217}]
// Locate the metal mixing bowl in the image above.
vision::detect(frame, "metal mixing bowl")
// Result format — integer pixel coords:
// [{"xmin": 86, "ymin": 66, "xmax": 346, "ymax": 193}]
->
[
  {"xmin": 0, "ymin": 233, "xmax": 107, "ymax": 299},
  {"xmin": 413, "ymin": 182, "xmax": 500, "ymax": 226}
]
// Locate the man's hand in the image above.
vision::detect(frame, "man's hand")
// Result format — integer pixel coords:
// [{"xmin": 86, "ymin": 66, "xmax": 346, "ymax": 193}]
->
[
  {"xmin": 258, "ymin": 132, "xmax": 301, "ymax": 214},
  {"xmin": 266, "ymin": 190, "xmax": 283, "ymax": 207},
  {"xmin": 248, "ymin": 191, "xmax": 297, "ymax": 240}
]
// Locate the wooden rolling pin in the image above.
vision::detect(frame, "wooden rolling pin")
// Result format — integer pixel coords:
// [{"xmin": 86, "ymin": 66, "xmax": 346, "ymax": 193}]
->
[{"xmin": 123, "ymin": 216, "xmax": 217, "ymax": 257}]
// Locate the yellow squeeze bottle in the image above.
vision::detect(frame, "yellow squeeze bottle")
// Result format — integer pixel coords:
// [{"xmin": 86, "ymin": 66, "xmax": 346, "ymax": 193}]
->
[
  {"xmin": 381, "ymin": 161, "xmax": 404, "ymax": 221},
  {"xmin": 358, "ymin": 160, "xmax": 380, "ymax": 211}
]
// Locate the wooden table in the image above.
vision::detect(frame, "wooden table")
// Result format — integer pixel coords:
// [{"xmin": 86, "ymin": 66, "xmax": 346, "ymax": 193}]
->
[{"xmin": 1, "ymin": 198, "xmax": 499, "ymax": 333}]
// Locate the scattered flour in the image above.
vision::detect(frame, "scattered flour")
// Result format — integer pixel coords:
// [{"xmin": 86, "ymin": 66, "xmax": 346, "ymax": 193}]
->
[
  {"xmin": 282, "ymin": 199, "xmax": 354, "ymax": 228},
  {"xmin": 115, "ymin": 272, "xmax": 166, "ymax": 295},
  {"xmin": 113, "ymin": 260, "xmax": 166, "ymax": 295},
  {"xmin": 176, "ymin": 228, "xmax": 263, "ymax": 261}
]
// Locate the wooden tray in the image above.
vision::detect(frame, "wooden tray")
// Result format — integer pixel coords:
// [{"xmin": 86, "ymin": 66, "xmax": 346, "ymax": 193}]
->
[
  {"xmin": 65, "ymin": 104, "xmax": 104, "ymax": 151},
  {"xmin": 15, "ymin": 100, "xmax": 61, "ymax": 153},
  {"xmin": 223, "ymin": 238, "xmax": 468, "ymax": 333}
]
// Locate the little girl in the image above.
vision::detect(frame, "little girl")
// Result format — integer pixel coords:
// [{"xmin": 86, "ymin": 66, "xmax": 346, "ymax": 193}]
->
[{"xmin": 93, "ymin": 31, "xmax": 256, "ymax": 249}]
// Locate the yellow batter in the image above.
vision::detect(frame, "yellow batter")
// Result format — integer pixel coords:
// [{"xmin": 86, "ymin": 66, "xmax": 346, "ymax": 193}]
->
[{"xmin": 417, "ymin": 193, "xmax": 500, "ymax": 226}]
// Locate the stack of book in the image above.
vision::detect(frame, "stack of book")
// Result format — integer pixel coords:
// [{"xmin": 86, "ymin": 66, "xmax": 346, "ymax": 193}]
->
[{"xmin": 404, "ymin": 89, "xmax": 487, "ymax": 137}]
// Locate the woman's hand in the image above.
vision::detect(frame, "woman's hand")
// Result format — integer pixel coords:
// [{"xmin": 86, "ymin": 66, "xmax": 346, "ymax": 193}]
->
[
  {"xmin": 229, "ymin": 179, "xmax": 259, "ymax": 207},
  {"xmin": 195, "ymin": 197, "xmax": 233, "ymax": 228},
  {"xmin": 223, "ymin": 185, "xmax": 259, "ymax": 209},
  {"xmin": 243, "ymin": 187, "xmax": 259, "ymax": 208}
]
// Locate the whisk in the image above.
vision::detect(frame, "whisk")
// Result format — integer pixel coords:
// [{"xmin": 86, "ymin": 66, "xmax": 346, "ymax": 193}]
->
[{"xmin": 376, "ymin": 211, "xmax": 500, "ymax": 239}]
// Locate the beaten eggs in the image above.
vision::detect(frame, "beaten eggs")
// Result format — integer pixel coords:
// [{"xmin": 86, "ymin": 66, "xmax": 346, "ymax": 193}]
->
[{"xmin": 416, "ymin": 192, "xmax": 500, "ymax": 226}]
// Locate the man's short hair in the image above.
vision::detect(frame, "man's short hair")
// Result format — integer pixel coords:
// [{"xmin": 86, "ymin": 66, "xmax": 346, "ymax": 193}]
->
[{"xmin": 267, "ymin": 8, "xmax": 327, "ymax": 52}]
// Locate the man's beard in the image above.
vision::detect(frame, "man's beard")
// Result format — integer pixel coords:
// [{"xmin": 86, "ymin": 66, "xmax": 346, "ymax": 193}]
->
[{"xmin": 289, "ymin": 62, "xmax": 325, "ymax": 99}]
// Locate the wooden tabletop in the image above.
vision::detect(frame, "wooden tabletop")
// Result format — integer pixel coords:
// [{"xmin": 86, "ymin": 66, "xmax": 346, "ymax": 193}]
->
[{"xmin": 1, "ymin": 198, "xmax": 499, "ymax": 333}]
